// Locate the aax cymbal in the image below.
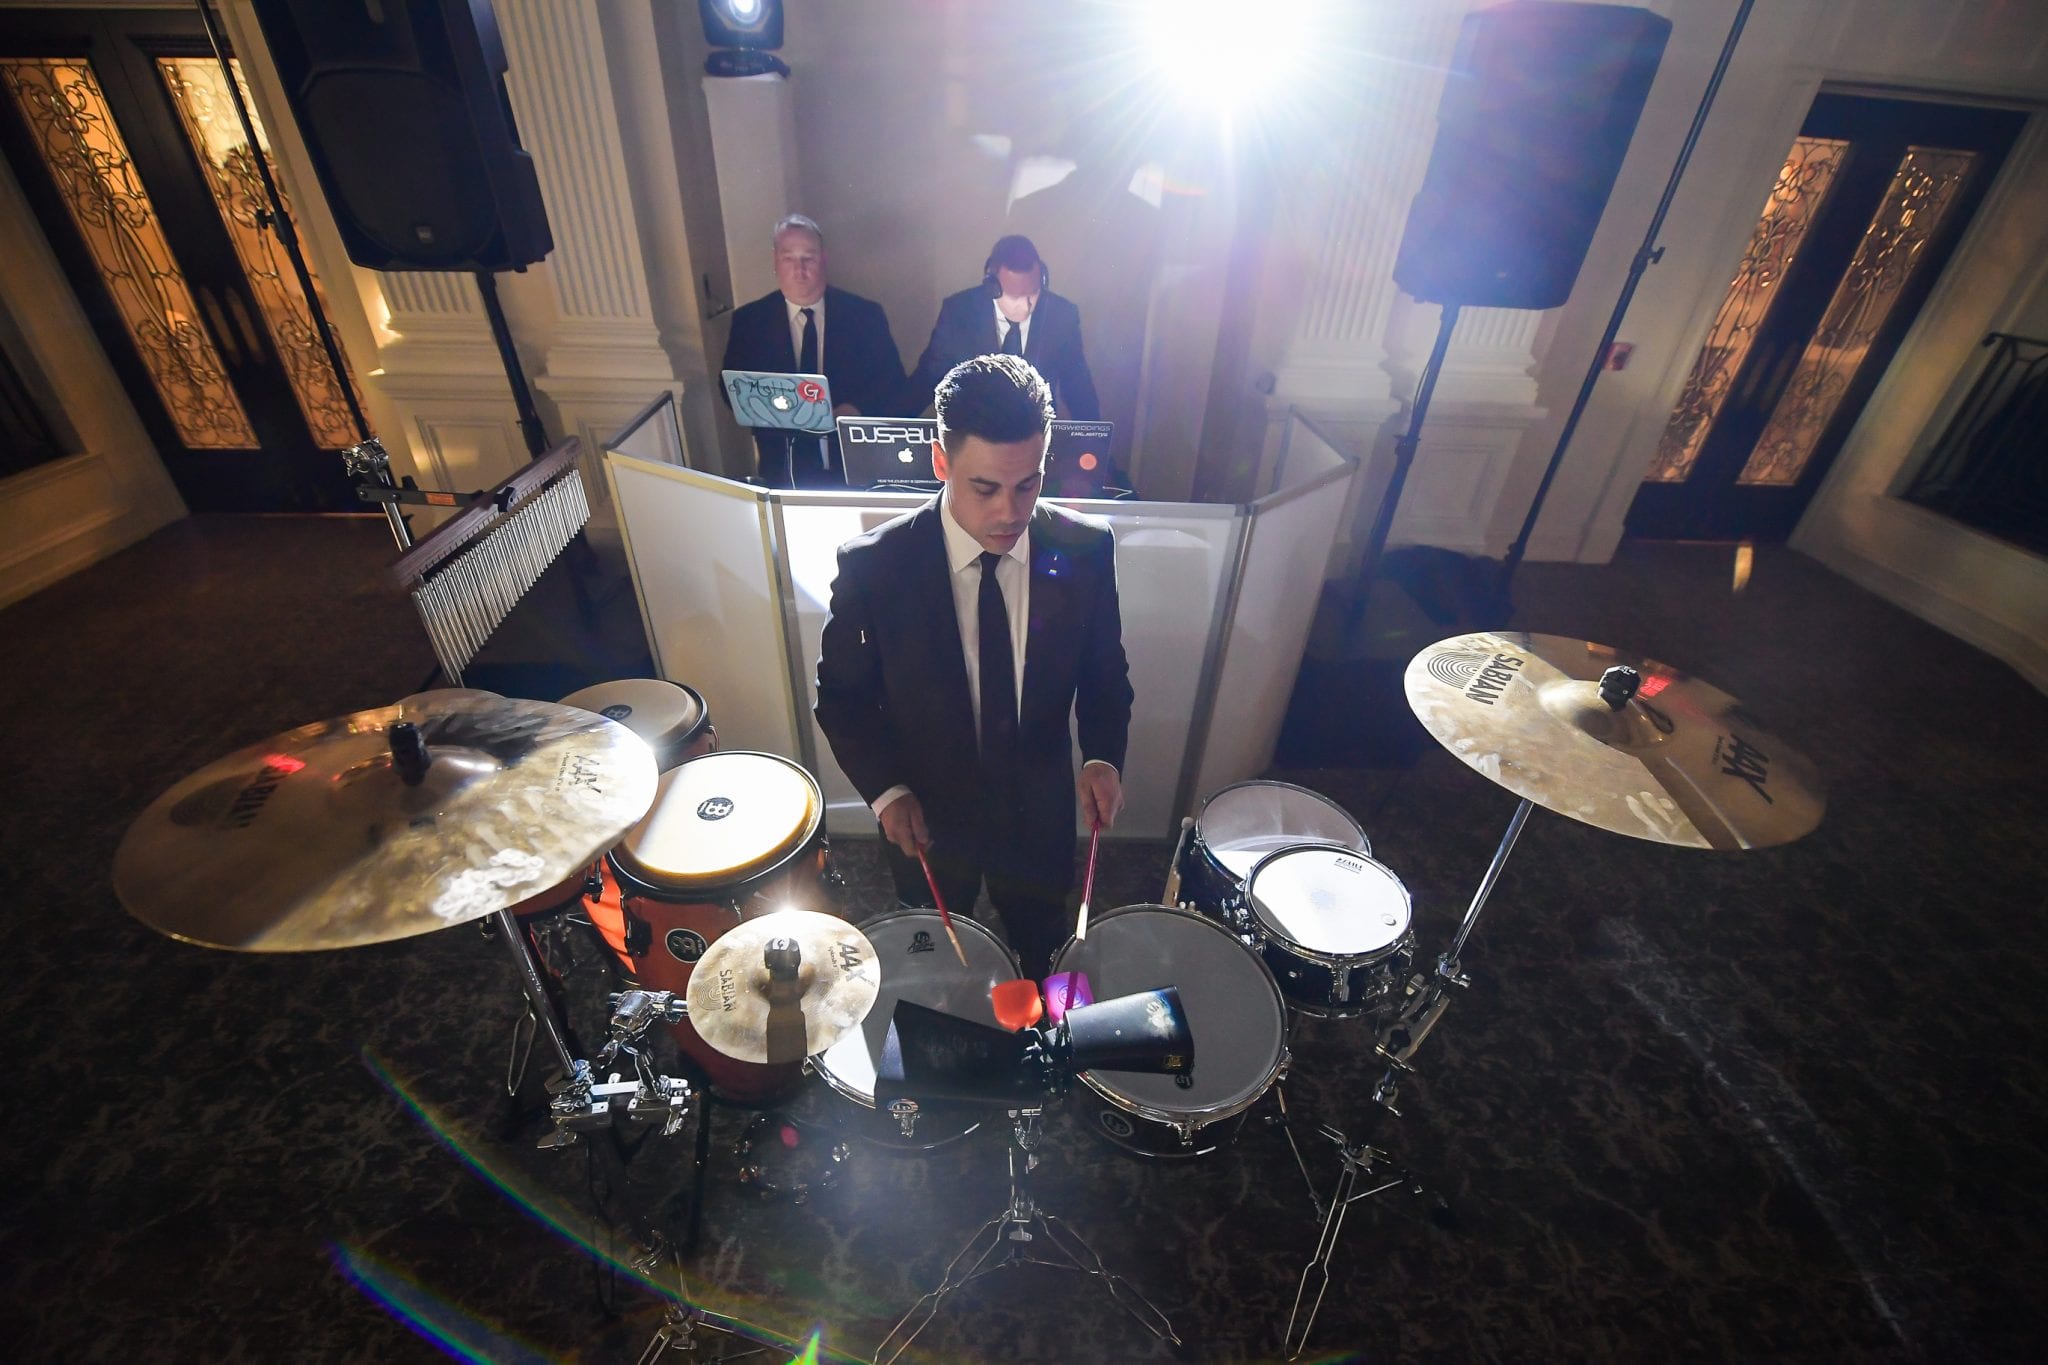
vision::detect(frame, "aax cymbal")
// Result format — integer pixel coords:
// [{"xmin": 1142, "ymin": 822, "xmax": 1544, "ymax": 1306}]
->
[
  {"xmin": 1405, "ymin": 632, "xmax": 1823, "ymax": 850},
  {"xmin": 113, "ymin": 692, "xmax": 658, "ymax": 951},
  {"xmin": 686, "ymin": 911, "xmax": 880, "ymax": 1064}
]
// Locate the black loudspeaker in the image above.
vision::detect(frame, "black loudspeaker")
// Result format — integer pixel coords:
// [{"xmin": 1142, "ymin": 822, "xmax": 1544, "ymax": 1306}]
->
[
  {"xmin": 250, "ymin": 0, "xmax": 551, "ymax": 271},
  {"xmin": 1393, "ymin": 1, "xmax": 1670, "ymax": 309}
]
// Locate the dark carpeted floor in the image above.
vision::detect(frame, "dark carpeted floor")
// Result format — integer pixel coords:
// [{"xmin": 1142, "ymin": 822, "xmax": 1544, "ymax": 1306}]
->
[{"xmin": 2, "ymin": 515, "xmax": 2044, "ymax": 1364}]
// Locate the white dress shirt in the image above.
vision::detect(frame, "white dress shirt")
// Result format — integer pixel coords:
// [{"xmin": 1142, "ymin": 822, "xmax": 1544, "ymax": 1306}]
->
[
  {"xmin": 785, "ymin": 294, "xmax": 824, "ymax": 368},
  {"xmin": 869, "ymin": 495, "xmax": 1114, "ymax": 819},
  {"xmin": 992, "ymin": 297, "xmax": 1031, "ymax": 355}
]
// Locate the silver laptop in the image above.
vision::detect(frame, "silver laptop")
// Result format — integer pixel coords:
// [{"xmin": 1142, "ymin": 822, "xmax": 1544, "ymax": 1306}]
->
[{"xmin": 721, "ymin": 370, "xmax": 835, "ymax": 433}]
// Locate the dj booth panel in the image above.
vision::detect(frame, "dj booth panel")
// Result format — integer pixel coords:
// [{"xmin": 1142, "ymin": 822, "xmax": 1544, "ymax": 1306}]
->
[
  {"xmin": 1190, "ymin": 417, "xmax": 1357, "ymax": 803},
  {"xmin": 604, "ymin": 454, "xmax": 802, "ymax": 759},
  {"xmin": 604, "ymin": 397, "xmax": 1358, "ymax": 841}
]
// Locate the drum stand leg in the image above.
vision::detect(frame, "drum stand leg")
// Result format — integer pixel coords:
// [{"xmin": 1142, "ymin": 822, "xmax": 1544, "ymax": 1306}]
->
[
  {"xmin": 630, "ymin": 1248, "xmax": 770, "ymax": 1363},
  {"xmin": 1282, "ymin": 799, "xmax": 1531, "ymax": 1359},
  {"xmin": 875, "ymin": 1108, "xmax": 1181, "ymax": 1364}
]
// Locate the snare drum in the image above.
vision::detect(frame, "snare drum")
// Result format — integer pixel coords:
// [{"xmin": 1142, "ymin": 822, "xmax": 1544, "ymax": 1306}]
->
[
  {"xmin": 812, "ymin": 911, "xmax": 1019, "ymax": 1149},
  {"xmin": 1052, "ymin": 905, "xmax": 1288, "ymax": 1157},
  {"xmin": 1244, "ymin": 843, "xmax": 1414, "ymax": 1019},
  {"xmin": 608, "ymin": 751, "xmax": 830, "ymax": 1104},
  {"xmin": 1180, "ymin": 781, "xmax": 1370, "ymax": 934},
  {"xmin": 559, "ymin": 678, "xmax": 716, "ymax": 771}
]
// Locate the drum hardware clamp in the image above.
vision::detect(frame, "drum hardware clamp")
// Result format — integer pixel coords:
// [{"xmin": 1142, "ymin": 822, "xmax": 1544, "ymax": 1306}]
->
[{"xmin": 539, "ymin": 989, "xmax": 695, "ymax": 1149}]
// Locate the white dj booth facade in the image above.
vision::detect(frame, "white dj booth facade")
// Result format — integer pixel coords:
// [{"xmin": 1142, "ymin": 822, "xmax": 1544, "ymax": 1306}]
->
[{"xmin": 602, "ymin": 395, "xmax": 1358, "ymax": 841}]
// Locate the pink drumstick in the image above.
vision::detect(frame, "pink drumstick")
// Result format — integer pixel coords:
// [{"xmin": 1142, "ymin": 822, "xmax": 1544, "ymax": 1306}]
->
[{"xmin": 915, "ymin": 843, "xmax": 970, "ymax": 968}]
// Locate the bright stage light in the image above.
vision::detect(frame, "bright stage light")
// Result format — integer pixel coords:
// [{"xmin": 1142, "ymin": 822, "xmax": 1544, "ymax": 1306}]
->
[{"xmin": 1133, "ymin": 0, "xmax": 1312, "ymax": 111}]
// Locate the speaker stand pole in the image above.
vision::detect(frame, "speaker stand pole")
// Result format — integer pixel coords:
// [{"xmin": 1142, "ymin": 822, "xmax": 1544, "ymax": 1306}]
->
[
  {"xmin": 1356, "ymin": 301, "xmax": 1460, "ymax": 588},
  {"xmin": 194, "ymin": 0, "xmax": 412, "ymax": 549},
  {"xmin": 1498, "ymin": 0, "xmax": 1757, "ymax": 594},
  {"xmin": 474, "ymin": 272, "xmax": 551, "ymax": 460}
]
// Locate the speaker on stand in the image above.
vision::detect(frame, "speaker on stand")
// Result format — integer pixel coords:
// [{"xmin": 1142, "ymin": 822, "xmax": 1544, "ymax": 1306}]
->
[
  {"xmin": 249, "ymin": 0, "xmax": 555, "ymax": 457},
  {"xmin": 1285, "ymin": 1, "xmax": 1673, "ymax": 768}
]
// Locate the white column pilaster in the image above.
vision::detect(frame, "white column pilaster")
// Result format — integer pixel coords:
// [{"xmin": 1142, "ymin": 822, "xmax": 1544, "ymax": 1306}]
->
[{"xmin": 497, "ymin": 0, "xmax": 685, "ymax": 531}]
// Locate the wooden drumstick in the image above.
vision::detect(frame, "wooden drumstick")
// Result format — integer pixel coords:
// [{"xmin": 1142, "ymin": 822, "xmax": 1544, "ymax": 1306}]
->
[
  {"xmin": 914, "ymin": 843, "xmax": 970, "ymax": 967},
  {"xmin": 1162, "ymin": 816, "xmax": 1194, "ymax": 907},
  {"xmin": 1075, "ymin": 820, "xmax": 1102, "ymax": 941}
]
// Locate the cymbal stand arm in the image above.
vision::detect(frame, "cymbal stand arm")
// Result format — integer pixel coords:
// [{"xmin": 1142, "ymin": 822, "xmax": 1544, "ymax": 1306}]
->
[
  {"xmin": 1440, "ymin": 796, "xmax": 1534, "ymax": 984},
  {"xmin": 493, "ymin": 909, "xmax": 581, "ymax": 1080}
]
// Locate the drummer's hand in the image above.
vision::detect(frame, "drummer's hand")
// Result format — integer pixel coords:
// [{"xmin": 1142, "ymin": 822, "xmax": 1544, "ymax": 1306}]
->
[
  {"xmin": 1077, "ymin": 761, "xmax": 1123, "ymax": 831},
  {"xmin": 878, "ymin": 793, "xmax": 930, "ymax": 859}
]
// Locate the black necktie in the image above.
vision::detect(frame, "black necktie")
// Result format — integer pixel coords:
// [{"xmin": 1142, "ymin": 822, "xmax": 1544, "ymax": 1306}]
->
[
  {"xmin": 797, "ymin": 306, "xmax": 823, "ymax": 474},
  {"xmin": 978, "ymin": 551, "xmax": 1018, "ymax": 790},
  {"xmin": 1000, "ymin": 315, "xmax": 1024, "ymax": 356}
]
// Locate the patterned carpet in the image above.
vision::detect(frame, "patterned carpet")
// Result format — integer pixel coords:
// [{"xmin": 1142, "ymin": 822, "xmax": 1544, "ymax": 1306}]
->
[{"xmin": 2, "ymin": 516, "xmax": 2043, "ymax": 1363}]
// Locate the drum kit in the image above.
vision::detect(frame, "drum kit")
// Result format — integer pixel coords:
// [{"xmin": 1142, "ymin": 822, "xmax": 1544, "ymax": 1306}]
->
[{"xmin": 110, "ymin": 630, "xmax": 1823, "ymax": 1361}]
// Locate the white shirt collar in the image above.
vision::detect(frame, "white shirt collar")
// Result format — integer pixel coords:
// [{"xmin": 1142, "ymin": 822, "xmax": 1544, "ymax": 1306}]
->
[
  {"xmin": 784, "ymin": 293, "xmax": 823, "ymax": 319},
  {"xmin": 939, "ymin": 493, "xmax": 1030, "ymax": 574}
]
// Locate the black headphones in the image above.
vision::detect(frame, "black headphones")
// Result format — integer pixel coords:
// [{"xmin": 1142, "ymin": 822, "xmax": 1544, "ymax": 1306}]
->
[{"xmin": 983, "ymin": 244, "xmax": 1050, "ymax": 297}]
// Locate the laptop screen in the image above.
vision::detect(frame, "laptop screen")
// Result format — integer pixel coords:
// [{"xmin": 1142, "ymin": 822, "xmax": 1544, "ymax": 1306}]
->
[
  {"xmin": 1045, "ymin": 421, "xmax": 1116, "ymax": 499},
  {"xmin": 838, "ymin": 417, "xmax": 939, "ymax": 486}
]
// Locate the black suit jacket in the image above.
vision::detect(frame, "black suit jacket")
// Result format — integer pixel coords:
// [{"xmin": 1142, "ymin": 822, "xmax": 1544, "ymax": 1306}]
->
[
  {"xmin": 814, "ymin": 498, "xmax": 1132, "ymax": 885},
  {"xmin": 720, "ymin": 286, "xmax": 905, "ymax": 485},
  {"xmin": 906, "ymin": 286, "xmax": 1101, "ymax": 421}
]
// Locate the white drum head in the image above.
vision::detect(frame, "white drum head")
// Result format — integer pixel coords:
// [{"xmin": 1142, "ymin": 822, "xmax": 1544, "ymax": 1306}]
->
[
  {"xmin": 614, "ymin": 751, "xmax": 817, "ymax": 893},
  {"xmin": 1053, "ymin": 906, "xmax": 1284, "ymax": 1119},
  {"xmin": 1197, "ymin": 781, "xmax": 1369, "ymax": 881},
  {"xmin": 815, "ymin": 911, "xmax": 1017, "ymax": 1106},
  {"xmin": 1248, "ymin": 845, "xmax": 1410, "ymax": 957},
  {"xmin": 560, "ymin": 678, "xmax": 704, "ymax": 767}
]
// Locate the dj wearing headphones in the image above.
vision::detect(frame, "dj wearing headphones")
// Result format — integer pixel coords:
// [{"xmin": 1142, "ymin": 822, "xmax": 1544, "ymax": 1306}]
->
[{"xmin": 905, "ymin": 234, "xmax": 1101, "ymax": 422}]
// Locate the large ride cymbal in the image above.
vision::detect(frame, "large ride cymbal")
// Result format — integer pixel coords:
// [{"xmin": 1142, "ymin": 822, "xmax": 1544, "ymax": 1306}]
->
[
  {"xmin": 113, "ymin": 692, "xmax": 658, "ymax": 951},
  {"xmin": 1405, "ymin": 632, "xmax": 1823, "ymax": 850},
  {"xmin": 686, "ymin": 911, "xmax": 880, "ymax": 1064}
]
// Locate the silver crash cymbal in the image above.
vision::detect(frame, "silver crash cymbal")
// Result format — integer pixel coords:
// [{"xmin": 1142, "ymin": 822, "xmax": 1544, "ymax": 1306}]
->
[
  {"xmin": 1405, "ymin": 632, "xmax": 1823, "ymax": 850},
  {"xmin": 686, "ymin": 911, "xmax": 879, "ymax": 1063},
  {"xmin": 113, "ymin": 693, "xmax": 658, "ymax": 951}
]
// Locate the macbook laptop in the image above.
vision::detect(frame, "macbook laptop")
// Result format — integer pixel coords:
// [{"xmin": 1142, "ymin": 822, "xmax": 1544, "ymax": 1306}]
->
[
  {"xmin": 838, "ymin": 416, "xmax": 939, "ymax": 486},
  {"xmin": 1045, "ymin": 420, "xmax": 1117, "ymax": 499},
  {"xmin": 721, "ymin": 370, "xmax": 835, "ymax": 433}
]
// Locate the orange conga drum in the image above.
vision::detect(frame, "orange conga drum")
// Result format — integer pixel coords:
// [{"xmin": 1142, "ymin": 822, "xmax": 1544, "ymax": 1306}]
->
[
  {"xmin": 552, "ymin": 679, "xmax": 718, "ymax": 955},
  {"xmin": 605, "ymin": 751, "xmax": 832, "ymax": 1105}
]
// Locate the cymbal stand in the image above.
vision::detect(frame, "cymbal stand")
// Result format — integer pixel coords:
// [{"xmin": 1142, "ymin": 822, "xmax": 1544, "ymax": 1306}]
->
[
  {"xmin": 876, "ymin": 1106, "xmax": 1181, "ymax": 1363},
  {"xmin": 1282, "ymin": 797, "xmax": 1532, "ymax": 1359},
  {"xmin": 541, "ymin": 988, "xmax": 694, "ymax": 1149}
]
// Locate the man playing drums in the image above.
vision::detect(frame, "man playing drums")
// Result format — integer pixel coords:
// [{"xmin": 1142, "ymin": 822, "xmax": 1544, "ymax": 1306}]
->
[{"xmin": 814, "ymin": 354, "xmax": 1133, "ymax": 979}]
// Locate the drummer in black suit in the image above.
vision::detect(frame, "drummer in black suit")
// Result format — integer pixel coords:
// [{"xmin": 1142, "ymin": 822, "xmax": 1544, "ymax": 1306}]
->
[
  {"xmin": 814, "ymin": 355, "xmax": 1132, "ymax": 978},
  {"xmin": 905, "ymin": 235, "xmax": 1101, "ymax": 422}
]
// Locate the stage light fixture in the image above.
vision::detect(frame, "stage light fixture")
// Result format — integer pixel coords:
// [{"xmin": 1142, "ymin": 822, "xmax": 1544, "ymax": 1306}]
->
[
  {"xmin": 700, "ymin": 0, "xmax": 788, "ymax": 78},
  {"xmin": 1133, "ymin": 0, "xmax": 1312, "ymax": 112}
]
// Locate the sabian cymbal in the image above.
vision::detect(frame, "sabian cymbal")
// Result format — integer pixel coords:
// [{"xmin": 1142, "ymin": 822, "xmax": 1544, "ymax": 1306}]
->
[
  {"xmin": 686, "ymin": 911, "xmax": 880, "ymax": 1063},
  {"xmin": 1405, "ymin": 632, "xmax": 1823, "ymax": 850},
  {"xmin": 113, "ymin": 693, "xmax": 658, "ymax": 951}
]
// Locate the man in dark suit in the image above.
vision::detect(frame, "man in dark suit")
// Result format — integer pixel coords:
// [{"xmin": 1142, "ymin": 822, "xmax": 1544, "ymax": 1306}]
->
[
  {"xmin": 905, "ymin": 235, "xmax": 1101, "ymax": 423},
  {"xmin": 720, "ymin": 214, "xmax": 906, "ymax": 487},
  {"xmin": 815, "ymin": 355, "xmax": 1131, "ymax": 979}
]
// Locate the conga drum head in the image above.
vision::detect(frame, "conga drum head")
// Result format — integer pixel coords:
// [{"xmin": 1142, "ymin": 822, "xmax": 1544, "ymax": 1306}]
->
[
  {"xmin": 612, "ymin": 751, "xmax": 820, "ymax": 896},
  {"xmin": 559, "ymin": 679, "xmax": 709, "ymax": 771},
  {"xmin": 1195, "ymin": 781, "xmax": 1370, "ymax": 882},
  {"xmin": 1247, "ymin": 844, "xmax": 1411, "ymax": 959}
]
